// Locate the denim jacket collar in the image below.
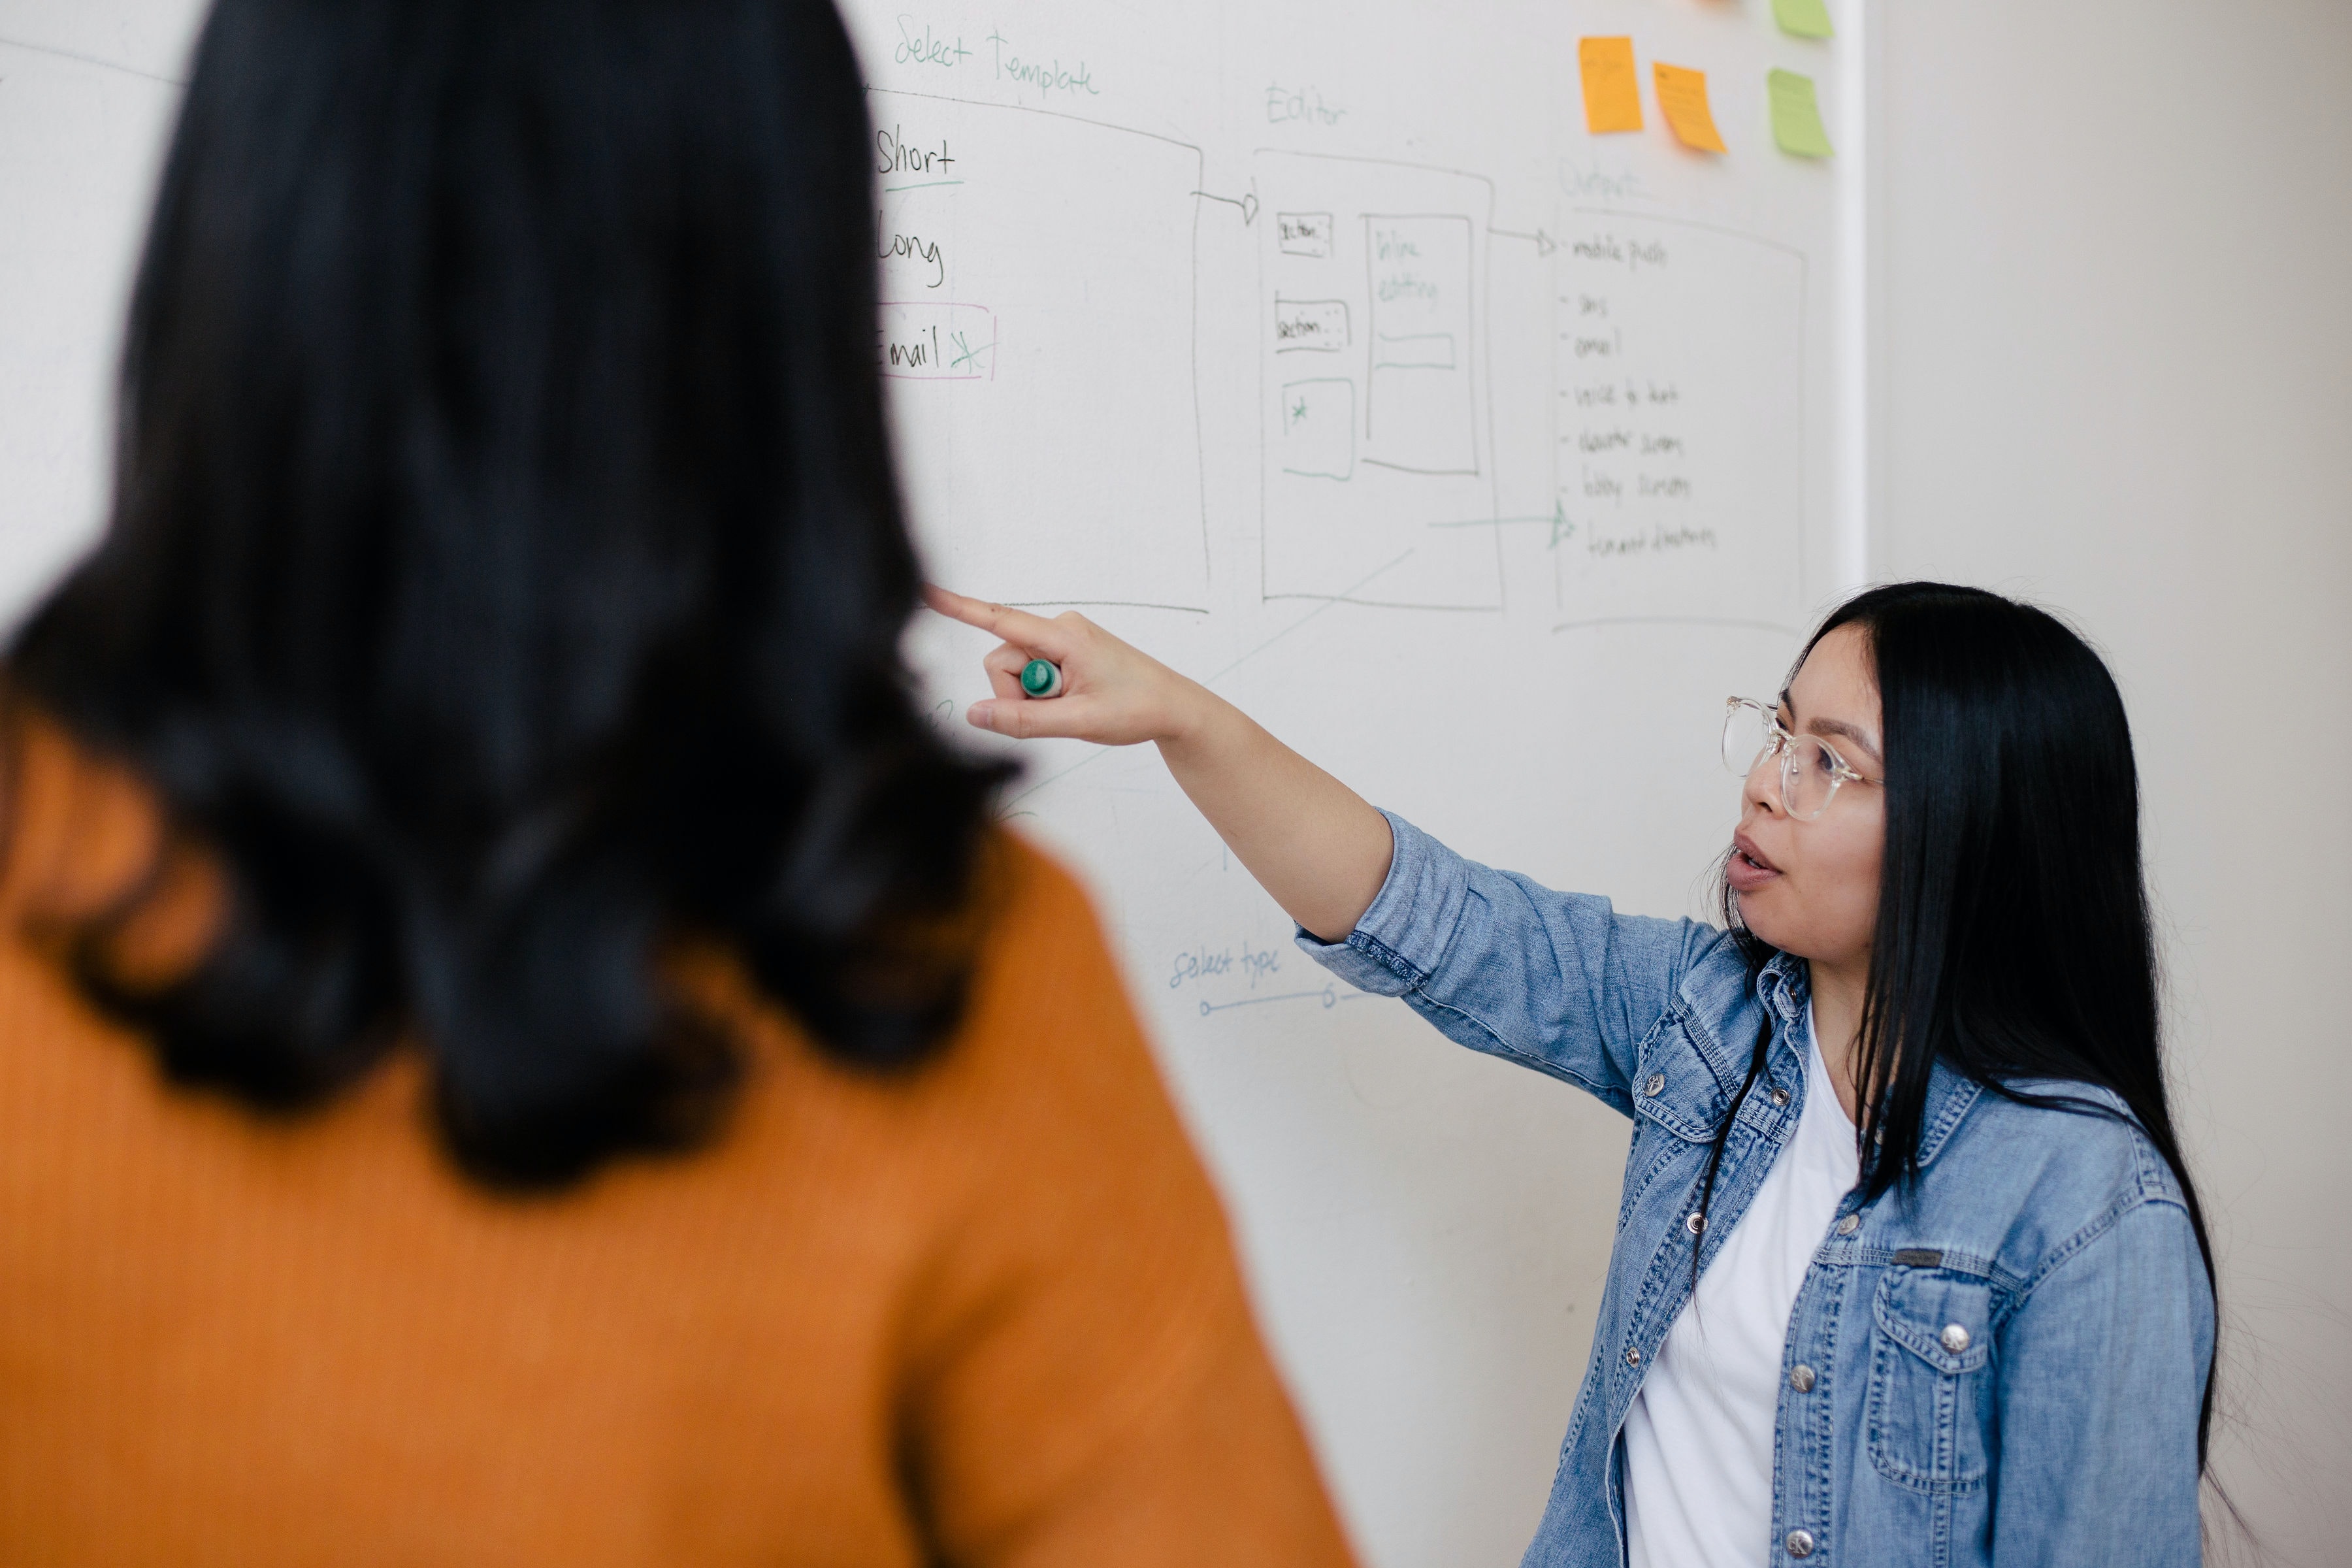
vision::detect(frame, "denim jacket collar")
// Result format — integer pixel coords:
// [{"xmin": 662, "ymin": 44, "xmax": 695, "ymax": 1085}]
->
[
  {"xmin": 1754, "ymin": 949, "xmax": 1808, "ymax": 1024},
  {"xmin": 1752, "ymin": 951, "xmax": 1982, "ymax": 1168},
  {"xmin": 1918, "ymin": 1058, "xmax": 1984, "ymax": 1168}
]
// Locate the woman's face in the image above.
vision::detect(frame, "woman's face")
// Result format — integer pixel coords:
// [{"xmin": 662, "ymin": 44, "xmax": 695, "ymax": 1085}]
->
[{"xmin": 1726, "ymin": 622, "xmax": 1885, "ymax": 970}]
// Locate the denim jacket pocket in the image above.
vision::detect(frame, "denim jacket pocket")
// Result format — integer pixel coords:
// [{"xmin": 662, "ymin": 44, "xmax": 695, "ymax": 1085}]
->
[
  {"xmin": 1627, "ymin": 1015, "xmax": 1725, "ymax": 1145},
  {"xmin": 1866, "ymin": 1266, "xmax": 1999, "ymax": 1494}
]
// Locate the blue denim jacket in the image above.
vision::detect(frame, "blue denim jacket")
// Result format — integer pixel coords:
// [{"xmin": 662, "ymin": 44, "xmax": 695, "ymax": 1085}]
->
[{"xmin": 1299, "ymin": 814, "xmax": 2212, "ymax": 1568}]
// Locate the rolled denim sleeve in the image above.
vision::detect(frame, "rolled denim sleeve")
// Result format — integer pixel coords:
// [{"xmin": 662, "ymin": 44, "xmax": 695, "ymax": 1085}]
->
[
  {"xmin": 1987, "ymin": 1198, "xmax": 2212, "ymax": 1566},
  {"xmin": 1296, "ymin": 811, "xmax": 1722, "ymax": 1115}
]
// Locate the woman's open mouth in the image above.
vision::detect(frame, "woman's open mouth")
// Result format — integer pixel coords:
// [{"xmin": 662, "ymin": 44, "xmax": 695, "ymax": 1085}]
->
[{"xmin": 1727, "ymin": 832, "xmax": 1782, "ymax": 893}]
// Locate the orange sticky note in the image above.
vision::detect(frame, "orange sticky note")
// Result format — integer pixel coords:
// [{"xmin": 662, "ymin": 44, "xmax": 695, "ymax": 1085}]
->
[
  {"xmin": 1578, "ymin": 38, "xmax": 1644, "ymax": 134},
  {"xmin": 1653, "ymin": 63, "xmax": 1727, "ymax": 152}
]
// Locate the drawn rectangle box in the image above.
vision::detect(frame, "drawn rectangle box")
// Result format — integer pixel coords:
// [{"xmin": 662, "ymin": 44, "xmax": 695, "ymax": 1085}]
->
[
  {"xmin": 1373, "ymin": 333, "xmax": 1456, "ymax": 370},
  {"xmin": 1364, "ymin": 214, "xmax": 1475, "ymax": 474},
  {"xmin": 1277, "ymin": 212, "xmax": 1335, "ymax": 257},
  {"xmin": 870, "ymin": 90, "xmax": 1206, "ymax": 612},
  {"xmin": 878, "ymin": 302, "xmax": 997, "ymax": 380},
  {"xmin": 1280, "ymin": 378, "xmax": 1356, "ymax": 480},
  {"xmin": 1256, "ymin": 152, "xmax": 1496, "ymax": 609},
  {"xmin": 1273, "ymin": 298, "xmax": 1350, "ymax": 353}
]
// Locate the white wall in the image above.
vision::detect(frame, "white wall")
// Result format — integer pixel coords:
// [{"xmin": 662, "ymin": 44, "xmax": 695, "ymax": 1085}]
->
[{"xmin": 1872, "ymin": 4, "xmax": 2352, "ymax": 1561}]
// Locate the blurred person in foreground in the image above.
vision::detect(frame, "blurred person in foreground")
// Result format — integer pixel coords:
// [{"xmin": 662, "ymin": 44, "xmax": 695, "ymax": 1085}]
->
[{"xmin": 0, "ymin": 2, "xmax": 1356, "ymax": 1563}]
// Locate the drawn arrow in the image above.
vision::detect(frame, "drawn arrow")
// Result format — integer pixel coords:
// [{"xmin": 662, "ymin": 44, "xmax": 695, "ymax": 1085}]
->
[
  {"xmin": 1194, "ymin": 186, "xmax": 1260, "ymax": 225},
  {"xmin": 1424, "ymin": 499, "xmax": 1574, "ymax": 546},
  {"xmin": 1196, "ymin": 984, "xmax": 1386, "ymax": 1017},
  {"xmin": 1490, "ymin": 225, "xmax": 1559, "ymax": 257}
]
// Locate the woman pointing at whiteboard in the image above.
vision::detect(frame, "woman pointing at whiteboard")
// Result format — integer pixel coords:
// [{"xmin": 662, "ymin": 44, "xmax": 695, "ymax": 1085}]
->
[{"xmin": 930, "ymin": 581, "xmax": 2219, "ymax": 1567}]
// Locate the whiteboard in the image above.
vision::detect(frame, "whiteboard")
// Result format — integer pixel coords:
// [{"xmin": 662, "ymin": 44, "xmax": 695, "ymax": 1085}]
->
[{"xmin": 0, "ymin": 2, "xmax": 1866, "ymax": 1561}]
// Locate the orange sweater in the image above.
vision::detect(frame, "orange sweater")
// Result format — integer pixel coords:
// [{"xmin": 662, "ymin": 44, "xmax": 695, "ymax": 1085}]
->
[{"xmin": 0, "ymin": 722, "xmax": 1356, "ymax": 1568}]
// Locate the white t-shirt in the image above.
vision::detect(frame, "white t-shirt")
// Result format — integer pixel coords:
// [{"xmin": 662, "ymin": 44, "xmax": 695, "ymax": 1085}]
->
[{"xmin": 1624, "ymin": 1002, "xmax": 1857, "ymax": 1568}]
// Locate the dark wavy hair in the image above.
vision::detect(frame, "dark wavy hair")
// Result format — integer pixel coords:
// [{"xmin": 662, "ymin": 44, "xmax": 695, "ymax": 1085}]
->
[
  {"xmin": 1693, "ymin": 583, "xmax": 2221, "ymax": 1464},
  {"xmin": 3, "ymin": 0, "xmax": 1009, "ymax": 1188}
]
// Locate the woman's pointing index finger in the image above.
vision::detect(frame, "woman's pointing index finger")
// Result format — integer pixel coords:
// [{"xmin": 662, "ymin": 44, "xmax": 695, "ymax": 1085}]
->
[{"xmin": 922, "ymin": 585, "xmax": 1075, "ymax": 659}]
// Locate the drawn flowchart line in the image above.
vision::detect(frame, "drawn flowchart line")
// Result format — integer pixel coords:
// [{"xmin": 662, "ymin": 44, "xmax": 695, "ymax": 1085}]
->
[
  {"xmin": 0, "ymin": 33, "xmax": 185, "ymax": 87},
  {"xmin": 1198, "ymin": 983, "xmax": 1379, "ymax": 1017}
]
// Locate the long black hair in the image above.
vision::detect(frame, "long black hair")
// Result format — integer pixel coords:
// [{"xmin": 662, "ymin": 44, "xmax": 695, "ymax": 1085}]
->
[
  {"xmin": 1693, "ymin": 582, "xmax": 2221, "ymax": 1463},
  {"xmin": 3, "ymin": 0, "xmax": 1009, "ymax": 1187}
]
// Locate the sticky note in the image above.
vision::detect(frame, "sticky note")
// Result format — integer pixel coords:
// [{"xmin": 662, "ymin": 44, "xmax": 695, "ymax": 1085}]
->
[
  {"xmin": 1653, "ymin": 64, "xmax": 1726, "ymax": 153},
  {"xmin": 1768, "ymin": 69, "xmax": 1835, "ymax": 157},
  {"xmin": 1578, "ymin": 38, "xmax": 1644, "ymax": 134},
  {"xmin": 1773, "ymin": 0, "xmax": 1836, "ymax": 40}
]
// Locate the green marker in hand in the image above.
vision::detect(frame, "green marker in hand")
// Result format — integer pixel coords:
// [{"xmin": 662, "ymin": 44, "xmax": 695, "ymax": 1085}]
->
[{"xmin": 1020, "ymin": 659, "xmax": 1065, "ymax": 699}]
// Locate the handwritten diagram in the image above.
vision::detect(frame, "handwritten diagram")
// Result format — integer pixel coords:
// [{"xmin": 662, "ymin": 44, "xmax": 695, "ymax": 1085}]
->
[
  {"xmin": 1257, "ymin": 153, "xmax": 1502, "ymax": 610},
  {"xmin": 874, "ymin": 90, "xmax": 1209, "ymax": 612}
]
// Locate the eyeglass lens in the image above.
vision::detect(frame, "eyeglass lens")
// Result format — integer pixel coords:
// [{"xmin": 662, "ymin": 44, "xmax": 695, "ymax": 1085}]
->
[
  {"xmin": 1722, "ymin": 701, "xmax": 1846, "ymax": 821},
  {"xmin": 1782, "ymin": 735, "xmax": 1842, "ymax": 819},
  {"xmin": 1722, "ymin": 702, "xmax": 1771, "ymax": 777}
]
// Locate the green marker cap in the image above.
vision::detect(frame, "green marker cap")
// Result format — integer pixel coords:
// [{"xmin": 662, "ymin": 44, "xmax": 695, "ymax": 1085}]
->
[{"xmin": 1020, "ymin": 659, "xmax": 1064, "ymax": 698}]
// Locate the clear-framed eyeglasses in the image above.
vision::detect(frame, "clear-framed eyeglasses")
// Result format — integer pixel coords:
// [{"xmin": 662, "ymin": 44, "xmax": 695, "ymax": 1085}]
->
[{"xmin": 1722, "ymin": 697, "xmax": 1878, "ymax": 822}]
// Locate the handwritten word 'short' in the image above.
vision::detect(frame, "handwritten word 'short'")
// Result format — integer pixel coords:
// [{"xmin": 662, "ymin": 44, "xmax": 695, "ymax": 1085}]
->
[{"xmin": 876, "ymin": 125, "xmax": 956, "ymax": 180}]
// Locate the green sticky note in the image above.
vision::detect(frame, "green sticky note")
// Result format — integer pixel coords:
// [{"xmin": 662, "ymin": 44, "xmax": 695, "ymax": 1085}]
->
[
  {"xmin": 1768, "ymin": 69, "xmax": 1835, "ymax": 157},
  {"xmin": 1773, "ymin": 0, "xmax": 1835, "ymax": 39}
]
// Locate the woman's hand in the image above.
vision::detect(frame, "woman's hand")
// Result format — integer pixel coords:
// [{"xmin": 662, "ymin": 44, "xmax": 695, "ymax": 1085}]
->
[
  {"xmin": 922, "ymin": 587, "xmax": 1208, "ymax": 747},
  {"xmin": 922, "ymin": 584, "xmax": 1394, "ymax": 943}
]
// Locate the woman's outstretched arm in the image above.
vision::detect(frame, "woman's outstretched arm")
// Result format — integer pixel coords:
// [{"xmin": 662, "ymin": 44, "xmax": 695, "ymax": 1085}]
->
[{"xmin": 924, "ymin": 588, "xmax": 1392, "ymax": 943}]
